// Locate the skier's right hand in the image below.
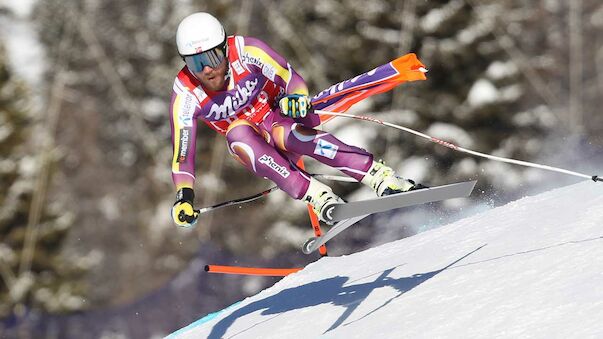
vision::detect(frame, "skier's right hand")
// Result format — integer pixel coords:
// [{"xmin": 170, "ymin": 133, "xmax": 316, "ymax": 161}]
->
[
  {"xmin": 279, "ymin": 94, "xmax": 311, "ymax": 118},
  {"xmin": 171, "ymin": 188, "xmax": 199, "ymax": 227}
]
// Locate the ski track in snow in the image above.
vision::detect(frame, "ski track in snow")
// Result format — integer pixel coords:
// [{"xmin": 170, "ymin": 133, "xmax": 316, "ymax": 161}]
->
[{"xmin": 169, "ymin": 182, "xmax": 603, "ymax": 339}]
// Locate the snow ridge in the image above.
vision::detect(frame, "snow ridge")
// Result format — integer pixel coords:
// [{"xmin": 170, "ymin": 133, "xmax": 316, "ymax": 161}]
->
[{"xmin": 170, "ymin": 182, "xmax": 603, "ymax": 339}]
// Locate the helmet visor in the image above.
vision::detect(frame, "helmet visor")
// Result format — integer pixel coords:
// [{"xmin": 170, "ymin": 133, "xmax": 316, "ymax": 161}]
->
[{"xmin": 184, "ymin": 45, "xmax": 226, "ymax": 73}]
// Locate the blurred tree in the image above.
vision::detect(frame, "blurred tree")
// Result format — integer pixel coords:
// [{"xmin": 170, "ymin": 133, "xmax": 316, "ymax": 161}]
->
[
  {"xmin": 11, "ymin": 1, "xmax": 600, "ymax": 333},
  {"xmin": 31, "ymin": 0, "xmax": 196, "ymax": 308},
  {"xmin": 0, "ymin": 42, "xmax": 87, "ymax": 319}
]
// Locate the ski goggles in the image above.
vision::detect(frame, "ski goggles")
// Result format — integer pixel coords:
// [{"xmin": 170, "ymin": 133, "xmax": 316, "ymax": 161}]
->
[{"xmin": 183, "ymin": 43, "xmax": 227, "ymax": 72}]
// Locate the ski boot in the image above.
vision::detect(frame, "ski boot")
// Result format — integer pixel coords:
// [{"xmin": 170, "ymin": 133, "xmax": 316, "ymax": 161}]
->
[
  {"xmin": 303, "ymin": 177, "xmax": 344, "ymax": 224},
  {"xmin": 361, "ymin": 160, "xmax": 426, "ymax": 196}
]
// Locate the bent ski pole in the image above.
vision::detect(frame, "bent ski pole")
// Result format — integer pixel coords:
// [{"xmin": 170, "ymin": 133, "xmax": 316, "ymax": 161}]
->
[{"xmin": 316, "ymin": 110, "xmax": 601, "ymax": 182}]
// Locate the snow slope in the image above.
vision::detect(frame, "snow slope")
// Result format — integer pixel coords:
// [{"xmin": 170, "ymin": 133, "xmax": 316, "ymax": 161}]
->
[{"xmin": 169, "ymin": 181, "xmax": 603, "ymax": 339}]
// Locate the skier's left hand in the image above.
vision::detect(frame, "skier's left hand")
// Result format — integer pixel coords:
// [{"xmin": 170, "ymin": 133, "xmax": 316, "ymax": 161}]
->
[{"xmin": 279, "ymin": 94, "xmax": 311, "ymax": 118}]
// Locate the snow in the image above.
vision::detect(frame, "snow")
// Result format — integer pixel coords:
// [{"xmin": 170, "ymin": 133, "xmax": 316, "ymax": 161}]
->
[
  {"xmin": 0, "ymin": 243, "xmax": 16, "ymax": 263},
  {"xmin": 329, "ymin": 121, "xmax": 377, "ymax": 151},
  {"xmin": 398, "ymin": 156, "xmax": 430, "ymax": 182},
  {"xmin": 0, "ymin": 122, "xmax": 13, "ymax": 143},
  {"xmin": 467, "ymin": 78, "xmax": 499, "ymax": 107},
  {"xmin": 0, "ymin": 0, "xmax": 45, "ymax": 87},
  {"xmin": 169, "ymin": 181, "xmax": 603, "ymax": 338},
  {"xmin": 456, "ymin": 20, "xmax": 493, "ymax": 45},
  {"xmin": 425, "ymin": 122, "xmax": 474, "ymax": 148},
  {"xmin": 486, "ymin": 60, "xmax": 518, "ymax": 80},
  {"xmin": 512, "ymin": 106, "xmax": 557, "ymax": 129},
  {"xmin": 0, "ymin": 0, "xmax": 37, "ymax": 18},
  {"xmin": 267, "ymin": 221, "xmax": 309, "ymax": 248},
  {"xmin": 420, "ymin": 0, "xmax": 464, "ymax": 34}
]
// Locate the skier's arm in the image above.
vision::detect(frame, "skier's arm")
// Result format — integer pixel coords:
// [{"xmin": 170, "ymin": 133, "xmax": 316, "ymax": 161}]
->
[
  {"xmin": 169, "ymin": 88, "xmax": 198, "ymax": 191},
  {"xmin": 169, "ymin": 84, "xmax": 200, "ymax": 227},
  {"xmin": 241, "ymin": 36, "xmax": 309, "ymax": 96},
  {"xmin": 242, "ymin": 36, "xmax": 318, "ymax": 124}
]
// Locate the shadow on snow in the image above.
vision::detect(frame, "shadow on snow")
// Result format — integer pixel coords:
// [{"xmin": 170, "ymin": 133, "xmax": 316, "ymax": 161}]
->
[{"xmin": 208, "ymin": 245, "xmax": 487, "ymax": 339}]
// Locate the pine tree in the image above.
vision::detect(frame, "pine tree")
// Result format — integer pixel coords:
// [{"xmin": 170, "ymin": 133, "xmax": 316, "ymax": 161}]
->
[
  {"xmin": 273, "ymin": 0, "xmax": 552, "ymax": 196},
  {"xmin": 0, "ymin": 42, "xmax": 87, "ymax": 318}
]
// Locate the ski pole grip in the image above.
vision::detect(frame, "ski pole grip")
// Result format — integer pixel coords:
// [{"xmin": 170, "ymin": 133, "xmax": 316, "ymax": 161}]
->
[{"xmin": 593, "ymin": 175, "xmax": 602, "ymax": 182}]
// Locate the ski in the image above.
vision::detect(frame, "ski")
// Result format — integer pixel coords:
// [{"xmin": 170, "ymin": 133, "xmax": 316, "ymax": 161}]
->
[
  {"xmin": 302, "ymin": 180, "xmax": 477, "ymax": 254},
  {"xmin": 302, "ymin": 214, "xmax": 369, "ymax": 254},
  {"xmin": 323, "ymin": 180, "xmax": 477, "ymax": 223}
]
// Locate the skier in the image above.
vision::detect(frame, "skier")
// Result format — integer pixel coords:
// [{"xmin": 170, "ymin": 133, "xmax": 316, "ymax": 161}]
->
[{"xmin": 170, "ymin": 12, "xmax": 422, "ymax": 227}]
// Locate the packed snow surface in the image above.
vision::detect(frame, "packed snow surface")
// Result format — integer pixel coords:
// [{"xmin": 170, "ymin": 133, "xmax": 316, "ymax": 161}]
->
[{"xmin": 170, "ymin": 181, "xmax": 603, "ymax": 338}]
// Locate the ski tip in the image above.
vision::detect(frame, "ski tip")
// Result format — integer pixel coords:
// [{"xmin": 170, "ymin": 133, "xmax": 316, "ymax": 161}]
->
[
  {"xmin": 442, "ymin": 179, "xmax": 477, "ymax": 194},
  {"xmin": 592, "ymin": 175, "xmax": 602, "ymax": 183},
  {"xmin": 467, "ymin": 179, "xmax": 478, "ymax": 196},
  {"xmin": 204, "ymin": 265, "xmax": 210, "ymax": 272},
  {"xmin": 445, "ymin": 179, "xmax": 477, "ymax": 198},
  {"xmin": 302, "ymin": 237, "xmax": 317, "ymax": 255}
]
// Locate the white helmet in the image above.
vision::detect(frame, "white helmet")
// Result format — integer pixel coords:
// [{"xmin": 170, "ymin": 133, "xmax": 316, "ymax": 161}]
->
[{"xmin": 176, "ymin": 12, "xmax": 225, "ymax": 56}]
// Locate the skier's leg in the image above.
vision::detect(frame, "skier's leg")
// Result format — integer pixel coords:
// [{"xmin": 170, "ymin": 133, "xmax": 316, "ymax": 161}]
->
[
  {"xmin": 226, "ymin": 119, "xmax": 310, "ymax": 199},
  {"xmin": 227, "ymin": 119, "xmax": 343, "ymax": 222},
  {"xmin": 269, "ymin": 117, "xmax": 422, "ymax": 196},
  {"xmin": 270, "ymin": 119, "xmax": 373, "ymax": 182}
]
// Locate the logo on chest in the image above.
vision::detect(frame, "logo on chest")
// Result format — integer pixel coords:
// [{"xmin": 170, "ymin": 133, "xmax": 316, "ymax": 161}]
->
[{"xmin": 207, "ymin": 78, "xmax": 259, "ymax": 120}]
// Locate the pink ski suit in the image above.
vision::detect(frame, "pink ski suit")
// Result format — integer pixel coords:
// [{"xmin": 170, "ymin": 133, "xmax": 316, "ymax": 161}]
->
[{"xmin": 170, "ymin": 35, "xmax": 373, "ymax": 199}]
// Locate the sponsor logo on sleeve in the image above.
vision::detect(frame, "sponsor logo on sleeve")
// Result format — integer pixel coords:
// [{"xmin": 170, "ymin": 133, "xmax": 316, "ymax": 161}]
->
[
  {"xmin": 242, "ymin": 53, "xmax": 263, "ymax": 68},
  {"xmin": 177, "ymin": 128, "xmax": 192, "ymax": 163},
  {"xmin": 262, "ymin": 64, "xmax": 276, "ymax": 81},
  {"xmin": 232, "ymin": 60, "xmax": 245, "ymax": 75},
  {"xmin": 179, "ymin": 94, "xmax": 196, "ymax": 127}
]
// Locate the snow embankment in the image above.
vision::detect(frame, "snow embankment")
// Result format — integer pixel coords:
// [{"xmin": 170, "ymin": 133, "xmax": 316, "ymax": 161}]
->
[{"xmin": 170, "ymin": 181, "xmax": 603, "ymax": 339}]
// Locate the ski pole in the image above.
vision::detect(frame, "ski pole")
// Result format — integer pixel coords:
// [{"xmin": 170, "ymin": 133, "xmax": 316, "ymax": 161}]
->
[
  {"xmin": 315, "ymin": 110, "xmax": 602, "ymax": 183},
  {"xmin": 193, "ymin": 174, "xmax": 358, "ymax": 216},
  {"xmin": 205, "ymin": 265, "xmax": 302, "ymax": 276},
  {"xmin": 194, "ymin": 186, "xmax": 279, "ymax": 215}
]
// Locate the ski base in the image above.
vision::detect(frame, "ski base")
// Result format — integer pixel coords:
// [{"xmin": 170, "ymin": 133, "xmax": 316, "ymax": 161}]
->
[
  {"xmin": 325, "ymin": 180, "xmax": 477, "ymax": 223},
  {"xmin": 302, "ymin": 180, "xmax": 477, "ymax": 254},
  {"xmin": 302, "ymin": 214, "xmax": 369, "ymax": 254}
]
